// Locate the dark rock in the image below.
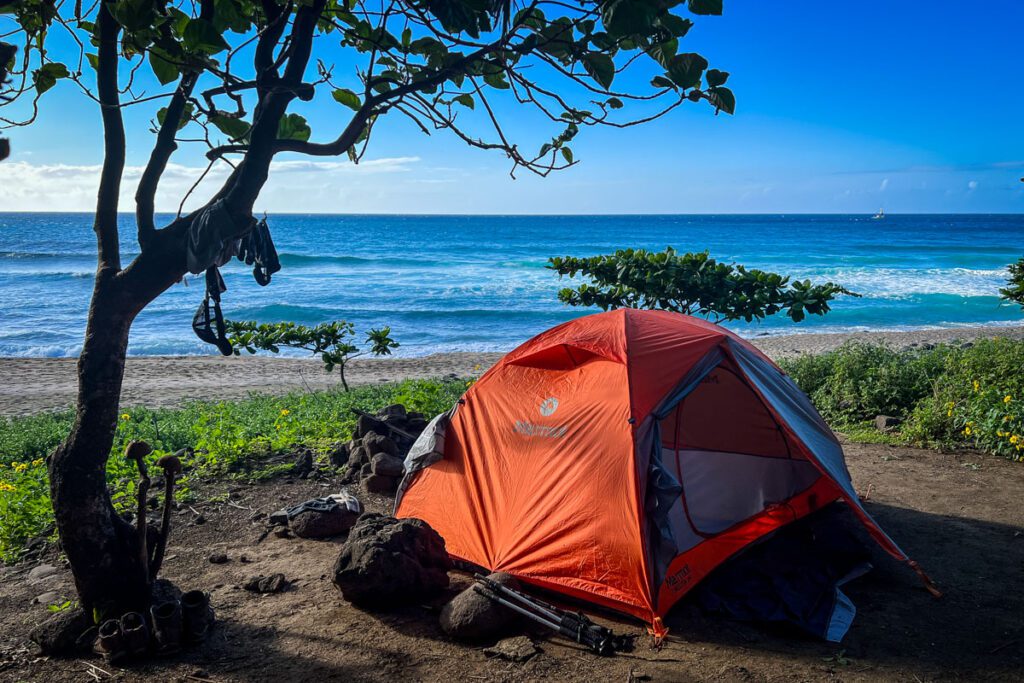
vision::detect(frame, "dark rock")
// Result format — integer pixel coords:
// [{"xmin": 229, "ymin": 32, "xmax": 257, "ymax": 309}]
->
[
  {"xmin": 874, "ymin": 415, "xmax": 902, "ymax": 432},
  {"xmin": 274, "ymin": 527, "xmax": 292, "ymax": 539},
  {"xmin": 250, "ymin": 511, "xmax": 265, "ymax": 521},
  {"xmin": 290, "ymin": 505, "xmax": 360, "ymax": 539},
  {"xmin": 32, "ymin": 590, "xmax": 61, "ymax": 606},
  {"xmin": 209, "ymin": 552, "xmax": 229, "ymax": 564},
  {"xmin": 329, "ymin": 442, "xmax": 351, "ymax": 467},
  {"xmin": 28, "ymin": 564, "xmax": 59, "ymax": 584},
  {"xmin": 483, "ymin": 635, "xmax": 540, "ymax": 662},
  {"xmin": 379, "ymin": 404, "xmax": 407, "ymax": 420},
  {"xmin": 406, "ymin": 417, "xmax": 428, "ymax": 433},
  {"xmin": 294, "ymin": 450, "xmax": 314, "ymax": 478},
  {"xmin": 371, "ymin": 453, "xmax": 404, "ymax": 478},
  {"xmin": 193, "ymin": 514, "xmax": 206, "ymax": 525},
  {"xmin": 356, "ymin": 414, "xmax": 383, "ymax": 438},
  {"xmin": 244, "ymin": 573, "xmax": 288, "ymax": 594},
  {"xmin": 360, "ymin": 462, "xmax": 372, "ymax": 477},
  {"xmin": 349, "ymin": 445, "xmax": 369, "ymax": 465},
  {"xmin": 365, "ymin": 433, "xmax": 398, "ymax": 457},
  {"xmin": 332, "ymin": 514, "xmax": 451, "ymax": 608},
  {"xmin": 362, "ymin": 473, "xmax": 398, "ymax": 495},
  {"xmin": 440, "ymin": 572, "xmax": 523, "ymax": 641},
  {"xmin": 29, "ymin": 607, "xmax": 92, "ymax": 655}
]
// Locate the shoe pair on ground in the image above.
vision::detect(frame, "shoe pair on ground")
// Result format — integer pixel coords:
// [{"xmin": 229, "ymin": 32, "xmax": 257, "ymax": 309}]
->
[{"xmin": 93, "ymin": 590, "xmax": 214, "ymax": 664}]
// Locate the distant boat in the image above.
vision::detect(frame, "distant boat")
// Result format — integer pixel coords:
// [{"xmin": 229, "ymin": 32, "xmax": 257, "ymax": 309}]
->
[{"xmin": 872, "ymin": 208, "xmax": 885, "ymax": 220}]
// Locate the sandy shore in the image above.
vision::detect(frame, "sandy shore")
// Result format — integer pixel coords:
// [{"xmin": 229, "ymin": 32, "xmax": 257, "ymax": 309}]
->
[{"xmin": 2, "ymin": 325, "xmax": 1023, "ymax": 417}]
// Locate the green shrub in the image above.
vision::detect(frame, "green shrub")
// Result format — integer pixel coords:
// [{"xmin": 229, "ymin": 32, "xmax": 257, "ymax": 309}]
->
[
  {"xmin": 782, "ymin": 338, "xmax": 1024, "ymax": 460},
  {"xmin": 0, "ymin": 378, "xmax": 466, "ymax": 563}
]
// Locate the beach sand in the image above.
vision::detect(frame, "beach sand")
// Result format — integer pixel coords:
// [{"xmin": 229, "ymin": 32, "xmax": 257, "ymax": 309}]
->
[{"xmin": 2, "ymin": 324, "xmax": 1023, "ymax": 417}]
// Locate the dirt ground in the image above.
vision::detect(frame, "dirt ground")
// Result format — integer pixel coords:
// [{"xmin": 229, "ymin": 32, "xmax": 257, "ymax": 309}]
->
[{"xmin": 1, "ymin": 439, "xmax": 1022, "ymax": 682}]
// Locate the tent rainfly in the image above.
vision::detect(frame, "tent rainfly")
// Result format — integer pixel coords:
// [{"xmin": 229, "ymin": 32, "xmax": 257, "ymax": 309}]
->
[{"xmin": 395, "ymin": 309, "xmax": 938, "ymax": 638}]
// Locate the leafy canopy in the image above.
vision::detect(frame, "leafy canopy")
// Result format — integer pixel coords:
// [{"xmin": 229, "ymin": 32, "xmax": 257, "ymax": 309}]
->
[
  {"xmin": 548, "ymin": 247, "xmax": 858, "ymax": 323},
  {"xmin": 1000, "ymin": 257, "xmax": 1024, "ymax": 311},
  {"xmin": 1, "ymin": 0, "xmax": 734, "ymax": 177},
  {"xmin": 226, "ymin": 320, "xmax": 398, "ymax": 390}
]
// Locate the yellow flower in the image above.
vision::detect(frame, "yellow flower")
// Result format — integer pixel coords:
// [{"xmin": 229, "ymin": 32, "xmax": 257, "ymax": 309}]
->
[
  {"xmin": 947, "ymin": 410, "xmax": 953, "ymax": 417},
  {"xmin": 275, "ymin": 424, "xmax": 281, "ymax": 430},
  {"xmin": 997, "ymin": 430, "xmax": 1005, "ymax": 437},
  {"xmin": 121, "ymin": 413, "xmax": 131, "ymax": 421},
  {"xmin": 1004, "ymin": 395, "xmax": 1012, "ymax": 404},
  {"xmin": 280, "ymin": 409, "xmax": 290, "ymax": 416},
  {"xmin": 967, "ymin": 421, "xmax": 974, "ymax": 427},
  {"xmin": 13, "ymin": 462, "xmax": 27, "ymax": 473},
  {"xmin": 1011, "ymin": 435, "xmax": 1020, "ymax": 444},
  {"xmin": 964, "ymin": 427, "xmax": 972, "ymax": 436},
  {"xmin": 973, "ymin": 380, "xmax": 980, "ymax": 392},
  {"xmin": 1004, "ymin": 416, "xmax": 1011, "ymax": 423},
  {"xmin": 32, "ymin": 458, "xmax": 43, "ymax": 467},
  {"xmin": 0, "ymin": 481, "xmax": 15, "ymax": 493}
]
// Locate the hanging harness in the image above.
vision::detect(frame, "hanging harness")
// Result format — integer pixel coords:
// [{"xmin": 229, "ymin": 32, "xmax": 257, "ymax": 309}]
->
[{"xmin": 187, "ymin": 202, "xmax": 281, "ymax": 354}]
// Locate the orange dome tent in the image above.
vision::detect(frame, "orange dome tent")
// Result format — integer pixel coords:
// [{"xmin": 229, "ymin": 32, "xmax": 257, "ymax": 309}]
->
[{"xmin": 395, "ymin": 309, "xmax": 933, "ymax": 635}]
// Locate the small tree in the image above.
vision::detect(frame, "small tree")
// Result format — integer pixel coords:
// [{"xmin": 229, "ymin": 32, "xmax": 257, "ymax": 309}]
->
[
  {"xmin": 549, "ymin": 247, "xmax": 857, "ymax": 322},
  {"xmin": 1000, "ymin": 257, "xmax": 1024, "ymax": 311},
  {"xmin": 1, "ymin": 0, "xmax": 736, "ymax": 617},
  {"xmin": 226, "ymin": 320, "xmax": 397, "ymax": 390}
]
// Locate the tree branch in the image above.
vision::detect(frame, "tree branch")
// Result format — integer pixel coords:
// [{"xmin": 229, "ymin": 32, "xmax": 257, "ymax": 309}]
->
[
  {"xmin": 93, "ymin": 2, "xmax": 125, "ymax": 273},
  {"xmin": 135, "ymin": 73, "xmax": 198, "ymax": 250}
]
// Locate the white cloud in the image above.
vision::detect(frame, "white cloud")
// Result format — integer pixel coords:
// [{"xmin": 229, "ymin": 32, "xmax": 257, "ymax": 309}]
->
[
  {"xmin": 0, "ymin": 156, "xmax": 421, "ymax": 212},
  {"xmin": 967, "ymin": 179, "xmax": 978, "ymax": 191},
  {"xmin": 879, "ymin": 178, "xmax": 889, "ymax": 191}
]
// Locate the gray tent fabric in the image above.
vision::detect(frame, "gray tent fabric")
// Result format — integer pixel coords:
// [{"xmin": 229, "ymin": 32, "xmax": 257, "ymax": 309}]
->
[
  {"xmin": 394, "ymin": 406, "xmax": 456, "ymax": 509},
  {"xmin": 725, "ymin": 339, "xmax": 908, "ymax": 560}
]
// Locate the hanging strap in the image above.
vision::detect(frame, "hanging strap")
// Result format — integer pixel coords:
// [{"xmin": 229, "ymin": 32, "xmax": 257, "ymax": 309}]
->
[{"xmin": 192, "ymin": 266, "xmax": 232, "ymax": 356}]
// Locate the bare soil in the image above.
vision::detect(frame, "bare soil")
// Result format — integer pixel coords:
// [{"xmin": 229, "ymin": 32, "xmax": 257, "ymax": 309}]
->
[{"xmin": 2, "ymin": 439, "xmax": 1022, "ymax": 682}]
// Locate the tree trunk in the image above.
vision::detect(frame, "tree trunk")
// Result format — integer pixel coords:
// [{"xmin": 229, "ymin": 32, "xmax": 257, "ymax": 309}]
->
[
  {"xmin": 48, "ymin": 226, "xmax": 188, "ymax": 618},
  {"xmin": 48, "ymin": 269, "xmax": 150, "ymax": 617}
]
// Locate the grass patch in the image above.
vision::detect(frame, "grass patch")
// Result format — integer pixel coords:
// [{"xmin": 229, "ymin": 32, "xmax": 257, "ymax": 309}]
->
[
  {"xmin": 0, "ymin": 378, "xmax": 467, "ymax": 563},
  {"xmin": 780, "ymin": 337, "xmax": 1024, "ymax": 459}
]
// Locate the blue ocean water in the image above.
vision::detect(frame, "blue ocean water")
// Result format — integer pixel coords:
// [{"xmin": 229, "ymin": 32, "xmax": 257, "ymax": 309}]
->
[{"xmin": 0, "ymin": 213, "xmax": 1022, "ymax": 357}]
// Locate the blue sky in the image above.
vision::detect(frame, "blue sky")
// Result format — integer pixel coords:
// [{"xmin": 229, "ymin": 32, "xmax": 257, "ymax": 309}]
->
[{"xmin": 2, "ymin": 0, "xmax": 1023, "ymax": 213}]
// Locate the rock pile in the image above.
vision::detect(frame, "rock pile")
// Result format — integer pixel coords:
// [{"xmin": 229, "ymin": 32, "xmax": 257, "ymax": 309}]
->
[
  {"xmin": 331, "ymin": 404, "xmax": 429, "ymax": 496},
  {"xmin": 440, "ymin": 572, "xmax": 524, "ymax": 642},
  {"xmin": 332, "ymin": 514, "xmax": 452, "ymax": 608}
]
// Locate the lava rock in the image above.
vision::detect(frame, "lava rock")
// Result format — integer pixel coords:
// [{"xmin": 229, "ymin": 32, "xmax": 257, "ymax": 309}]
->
[
  {"xmin": 27, "ymin": 563, "xmax": 59, "ymax": 584},
  {"xmin": 364, "ymin": 433, "xmax": 399, "ymax": 457},
  {"xmin": 294, "ymin": 449, "xmax": 314, "ymax": 478},
  {"xmin": 356, "ymin": 414, "xmax": 383, "ymax": 438},
  {"xmin": 332, "ymin": 514, "xmax": 451, "ymax": 608},
  {"xmin": 371, "ymin": 453, "xmax": 404, "ymax": 478},
  {"xmin": 874, "ymin": 415, "xmax": 902, "ymax": 432},
  {"xmin": 329, "ymin": 442, "xmax": 351, "ymax": 467},
  {"xmin": 290, "ymin": 505, "xmax": 360, "ymax": 539},
  {"xmin": 484, "ymin": 635, "xmax": 540, "ymax": 662},
  {"xmin": 29, "ymin": 607, "xmax": 92, "ymax": 655},
  {"xmin": 244, "ymin": 573, "xmax": 288, "ymax": 594},
  {"xmin": 209, "ymin": 552, "xmax": 229, "ymax": 564},
  {"xmin": 440, "ymin": 572, "xmax": 523, "ymax": 641},
  {"xmin": 362, "ymin": 473, "xmax": 398, "ymax": 495},
  {"xmin": 380, "ymin": 404, "xmax": 407, "ymax": 420}
]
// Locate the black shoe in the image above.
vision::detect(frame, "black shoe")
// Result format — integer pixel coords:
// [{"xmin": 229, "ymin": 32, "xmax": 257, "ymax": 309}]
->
[
  {"xmin": 93, "ymin": 619, "xmax": 127, "ymax": 664},
  {"xmin": 181, "ymin": 590, "xmax": 215, "ymax": 644},
  {"xmin": 150, "ymin": 601, "xmax": 182, "ymax": 655},
  {"xmin": 119, "ymin": 612, "xmax": 150, "ymax": 657}
]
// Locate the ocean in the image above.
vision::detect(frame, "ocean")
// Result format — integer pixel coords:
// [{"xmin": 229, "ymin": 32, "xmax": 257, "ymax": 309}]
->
[{"xmin": 0, "ymin": 213, "xmax": 1022, "ymax": 357}]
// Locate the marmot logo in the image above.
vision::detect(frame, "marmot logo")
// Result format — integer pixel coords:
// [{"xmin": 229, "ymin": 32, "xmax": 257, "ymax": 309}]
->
[{"xmin": 539, "ymin": 397, "xmax": 559, "ymax": 416}]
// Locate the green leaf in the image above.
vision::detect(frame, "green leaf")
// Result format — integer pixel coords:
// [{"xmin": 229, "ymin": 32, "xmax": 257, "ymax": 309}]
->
[
  {"xmin": 148, "ymin": 51, "xmax": 179, "ymax": 85},
  {"xmin": 582, "ymin": 53, "xmax": 615, "ymax": 90},
  {"xmin": 277, "ymin": 113, "xmax": 312, "ymax": 141},
  {"xmin": 601, "ymin": 0, "xmax": 657, "ymax": 37},
  {"xmin": 561, "ymin": 147, "xmax": 573, "ymax": 163},
  {"xmin": 86, "ymin": 53, "xmax": 99, "ymax": 70},
  {"xmin": 453, "ymin": 93, "xmax": 475, "ymax": 109},
  {"xmin": 707, "ymin": 86, "xmax": 735, "ymax": 114},
  {"xmin": 401, "ymin": 27, "xmax": 412, "ymax": 48},
  {"xmin": 210, "ymin": 114, "xmax": 252, "ymax": 140},
  {"xmin": 332, "ymin": 88, "xmax": 362, "ymax": 111},
  {"xmin": 483, "ymin": 70, "xmax": 510, "ymax": 89},
  {"xmin": 156, "ymin": 102, "xmax": 193, "ymax": 131},
  {"xmin": 651, "ymin": 75, "xmax": 676, "ymax": 90},
  {"xmin": 658, "ymin": 14, "xmax": 693, "ymax": 38},
  {"xmin": 645, "ymin": 38, "xmax": 677, "ymax": 68},
  {"xmin": 182, "ymin": 18, "xmax": 230, "ymax": 55},
  {"xmin": 666, "ymin": 52, "xmax": 708, "ymax": 89},
  {"xmin": 33, "ymin": 62, "xmax": 69, "ymax": 94},
  {"xmin": 688, "ymin": 0, "xmax": 723, "ymax": 15},
  {"xmin": 109, "ymin": 0, "xmax": 156, "ymax": 32},
  {"xmin": 706, "ymin": 68, "xmax": 729, "ymax": 87},
  {"xmin": 606, "ymin": 96, "xmax": 623, "ymax": 109}
]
